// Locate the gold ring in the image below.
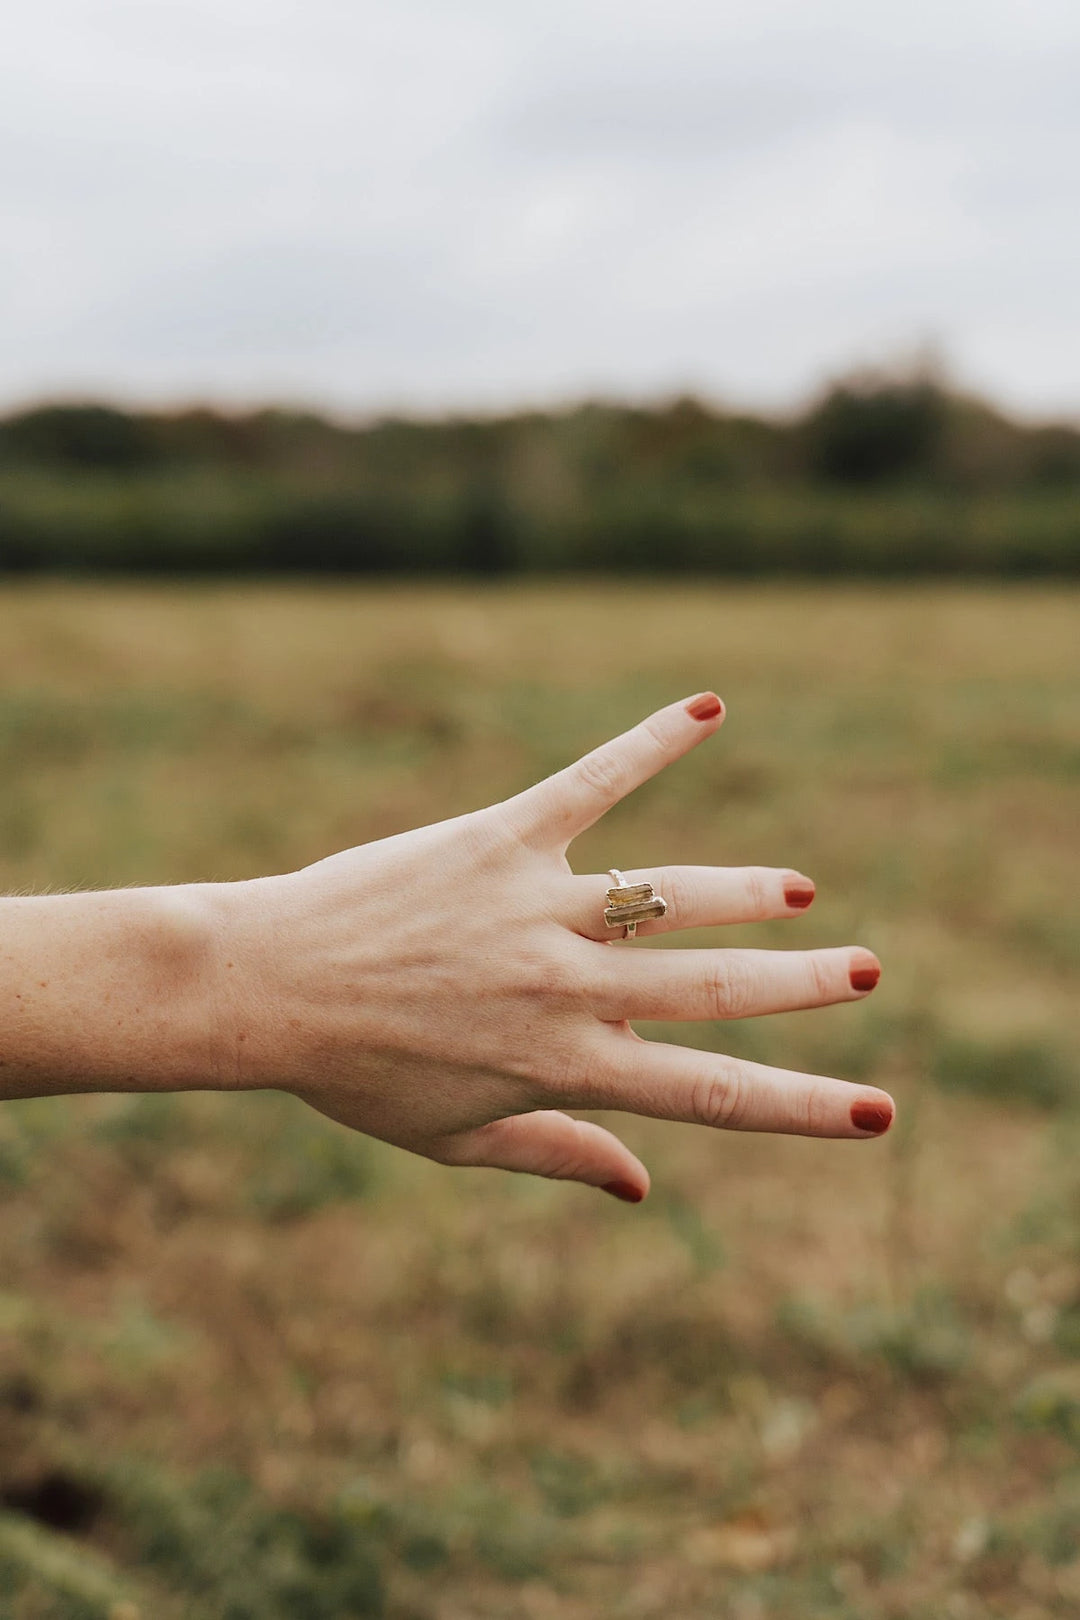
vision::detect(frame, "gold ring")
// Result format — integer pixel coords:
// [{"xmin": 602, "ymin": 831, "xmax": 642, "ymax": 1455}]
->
[{"xmin": 604, "ymin": 869, "xmax": 667, "ymax": 940}]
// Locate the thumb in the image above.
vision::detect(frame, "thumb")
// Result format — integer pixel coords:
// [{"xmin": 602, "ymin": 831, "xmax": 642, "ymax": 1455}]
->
[{"xmin": 437, "ymin": 1111, "xmax": 650, "ymax": 1204}]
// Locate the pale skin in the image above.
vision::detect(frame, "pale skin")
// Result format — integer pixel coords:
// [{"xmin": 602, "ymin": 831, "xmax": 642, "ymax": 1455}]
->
[{"xmin": 0, "ymin": 694, "xmax": 893, "ymax": 1201}]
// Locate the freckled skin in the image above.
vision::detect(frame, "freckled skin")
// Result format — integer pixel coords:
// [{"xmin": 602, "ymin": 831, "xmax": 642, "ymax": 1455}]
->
[
  {"xmin": 0, "ymin": 695, "xmax": 891, "ymax": 1195},
  {"xmin": 0, "ymin": 888, "xmax": 228, "ymax": 1101}
]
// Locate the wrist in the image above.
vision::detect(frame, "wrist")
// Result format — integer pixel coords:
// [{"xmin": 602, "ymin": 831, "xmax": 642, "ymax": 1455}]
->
[
  {"xmin": 206, "ymin": 865, "xmax": 374, "ymax": 1098},
  {"xmin": 143, "ymin": 882, "xmax": 238, "ymax": 1093},
  {"xmin": 204, "ymin": 872, "xmax": 299, "ymax": 1094}
]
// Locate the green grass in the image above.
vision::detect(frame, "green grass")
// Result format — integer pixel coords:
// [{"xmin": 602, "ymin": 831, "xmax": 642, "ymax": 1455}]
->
[{"xmin": 0, "ymin": 581, "xmax": 1077, "ymax": 1618}]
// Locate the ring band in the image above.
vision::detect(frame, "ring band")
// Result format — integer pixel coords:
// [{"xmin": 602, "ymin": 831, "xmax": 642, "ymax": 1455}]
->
[{"xmin": 604, "ymin": 869, "xmax": 668, "ymax": 939}]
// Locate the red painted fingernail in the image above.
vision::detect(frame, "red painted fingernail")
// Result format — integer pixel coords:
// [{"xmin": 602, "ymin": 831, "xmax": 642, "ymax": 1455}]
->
[
  {"xmin": 783, "ymin": 876, "xmax": 816, "ymax": 909},
  {"xmin": 686, "ymin": 693, "xmax": 724, "ymax": 722},
  {"xmin": 603, "ymin": 1180, "xmax": 645, "ymax": 1203},
  {"xmin": 851, "ymin": 1099, "xmax": 894, "ymax": 1135},
  {"xmin": 849, "ymin": 955, "xmax": 881, "ymax": 992}
]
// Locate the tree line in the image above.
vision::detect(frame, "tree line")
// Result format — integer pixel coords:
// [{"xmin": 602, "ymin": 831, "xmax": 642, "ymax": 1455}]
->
[{"xmin": 1, "ymin": 371, "xmax": 1078, "ymax": 574}]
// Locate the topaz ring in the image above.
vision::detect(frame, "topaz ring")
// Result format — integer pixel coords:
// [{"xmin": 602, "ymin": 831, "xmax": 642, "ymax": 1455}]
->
[{"xmin": 604, "ymin": 869, "xmax": 668, "ymax": 939}]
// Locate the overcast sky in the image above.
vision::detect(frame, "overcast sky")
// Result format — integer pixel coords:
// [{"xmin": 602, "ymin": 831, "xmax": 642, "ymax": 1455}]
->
[{"xmin": 3, "ymin": 0, "xmax": 1079, "ymax": 417}]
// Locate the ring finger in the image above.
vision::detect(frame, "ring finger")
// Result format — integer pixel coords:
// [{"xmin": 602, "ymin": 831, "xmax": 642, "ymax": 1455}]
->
[
  {"xmin": 566, "ymin": 865, "xmax": 817, "ymax": 942},
  {"xmin": 580, "ymin": 1030, "xmax": 894, "ymax": 1138}
]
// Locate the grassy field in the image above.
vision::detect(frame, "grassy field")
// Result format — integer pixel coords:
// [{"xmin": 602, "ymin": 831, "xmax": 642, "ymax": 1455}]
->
[{"xmin": 0, "ymin": 581, "xmax": 1078, "ymax": 1620}]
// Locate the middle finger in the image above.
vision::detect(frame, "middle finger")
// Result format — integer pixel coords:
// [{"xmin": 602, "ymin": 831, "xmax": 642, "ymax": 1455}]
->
[{"xmin": 587, "ymin": 944, "xmax": 881, "ymax": 1023}]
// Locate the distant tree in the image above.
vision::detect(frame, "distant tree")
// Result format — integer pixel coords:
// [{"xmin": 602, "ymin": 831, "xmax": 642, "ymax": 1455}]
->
[
  {"xmin": 0, "ymin": 379, "xmax": 1077, "ymax": 576},
  {"xmin": 802, "ymin": 374, "xmax": 947, "ymax": 484},
  {"xmin": 0, "ymin": 405, "xmax": 156, "ymax": 469},
  {"xmin": 149, "ymin": 408, "xmax": 263, "ymax": 467},
  {"xmin": 1025, "ymin": 424, "xmax": 1080, "ymax": 487},
  {"xmin": 262, "ymin": 496, "xmax": 401, "ymax": 571},
  {"xmin": 455, "ymin": 483, "xmax": 516, "ymax": 574}
]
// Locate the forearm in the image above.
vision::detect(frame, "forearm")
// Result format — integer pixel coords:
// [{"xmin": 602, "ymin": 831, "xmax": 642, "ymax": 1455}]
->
[
  {"xmin": 0, "ymin": 693, "xmax": 893, "ymax": 1197},
  {"xmin": 0, "ymin": 886, "xmax": 233, "ymax": 1100}
]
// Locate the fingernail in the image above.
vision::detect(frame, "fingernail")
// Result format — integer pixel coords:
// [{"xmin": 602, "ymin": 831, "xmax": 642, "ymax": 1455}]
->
[
  {"xmin": 603, "ymin": 1180, "xmax": 645, "ymax": 1204},
  {"xmin": 686, "ymin": 693, "xmax": 724, "ymax": 722},
  {"xmin": 849, "ymin": 954, "xmax": 881, "ymax": 993},
  {"xmin": 783, "ymin": 875, "xmax": 816, "ymax": 909},
  {"xmin": 851, "ymin": 1099, "xmax": 894, "ymax": 1135}
]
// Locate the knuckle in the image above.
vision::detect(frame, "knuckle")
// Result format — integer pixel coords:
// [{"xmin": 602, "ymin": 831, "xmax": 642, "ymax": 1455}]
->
[
  {"xmin": 640, "ymin": 715, "xmax": 669, "ymax": 752},
  {"xmin": 802, "ymin": 1084, "xmax": 832, "ymax": 1136},
  {"xmin": 516, "ymin": 942, "xmax": 589, "ymax": 1007},
  {"xmin": 690, "ymin": 1060, "xmax": 744, "ymax": 1129},
  {"xmin": 707, "ymin": 956, "xmax": 754, "ymax": 1019},
  {"xmin": 469, "ymin": 803, "xmax": 532, "ymax": 858},
  {"xmin": 572, "ymin": 746, "xmax": 625, "ymax": 803},
  {"xmin": 541, "ymin": 1128, "xmax": 595, "ymax": 1182},
  {"xmin": 806, "ymin": 952, "xmax": 835, "ymax": 1004}
]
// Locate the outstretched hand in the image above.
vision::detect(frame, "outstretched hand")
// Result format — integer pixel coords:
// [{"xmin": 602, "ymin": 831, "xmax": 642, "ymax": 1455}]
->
[{"xmin": 219, "ymin": 693, "xmax": 892, "ymax": 1201}]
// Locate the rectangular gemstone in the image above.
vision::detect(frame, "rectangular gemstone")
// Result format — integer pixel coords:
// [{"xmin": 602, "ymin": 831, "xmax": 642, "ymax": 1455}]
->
[
  {"xmin": 604, "ymin": 898, "xmax": 667, "ymax": 927},
  {"xmin": 605, "ymin": 882, "xmax": 655, "ymax": 905}
]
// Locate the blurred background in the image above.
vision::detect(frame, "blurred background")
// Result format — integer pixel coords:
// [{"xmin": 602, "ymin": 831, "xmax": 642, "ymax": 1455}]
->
[{"xmin": 1, "ymin": 4, "xmax": 1079, "ymax": 1618}]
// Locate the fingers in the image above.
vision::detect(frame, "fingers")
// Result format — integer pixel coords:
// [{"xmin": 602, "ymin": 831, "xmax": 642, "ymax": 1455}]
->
[
  {"xmin": 503, "ymin": 693, "xmax": 724, "ymax": 848},
  {"xmin": 437, "ymin": 1110, "xmax": 650, "ymax": 1202},
  {"xmin": 588, "ymin": 945, "xmax": 881, "ymax": 1023},
  {"xmin": 586, "ymin": 1034, "xmax": 895, "ymax": 1139},
  {"xmin": 565, "ymin": 865, "xmax": 817, "ymax": 941}
]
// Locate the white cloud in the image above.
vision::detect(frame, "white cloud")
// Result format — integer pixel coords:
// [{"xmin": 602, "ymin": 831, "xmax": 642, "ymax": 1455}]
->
[{"xmin": 1, "ymin": 0, "xmax": 1078, "ymax": 414}]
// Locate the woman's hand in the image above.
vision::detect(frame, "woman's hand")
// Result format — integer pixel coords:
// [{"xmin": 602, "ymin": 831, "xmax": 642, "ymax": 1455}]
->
[{"xmin": 218, "ymin": 693, "xmax": 893, "ymax": 1201}]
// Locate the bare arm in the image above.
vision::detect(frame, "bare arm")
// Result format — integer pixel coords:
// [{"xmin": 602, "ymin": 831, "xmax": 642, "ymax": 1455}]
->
[
  {"xmin": 0, "ymin": 885, "xmax": 230, "ymax": 1100},
  {"xmin": 0, "ymin": 695, "xmax": 892, "ymax": 1200}
]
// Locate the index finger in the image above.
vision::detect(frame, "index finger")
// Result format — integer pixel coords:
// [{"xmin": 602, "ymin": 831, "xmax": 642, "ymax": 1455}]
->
[{"xmin": 504, "ymin": 693, "xmax": 725, "ymax": 848}]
